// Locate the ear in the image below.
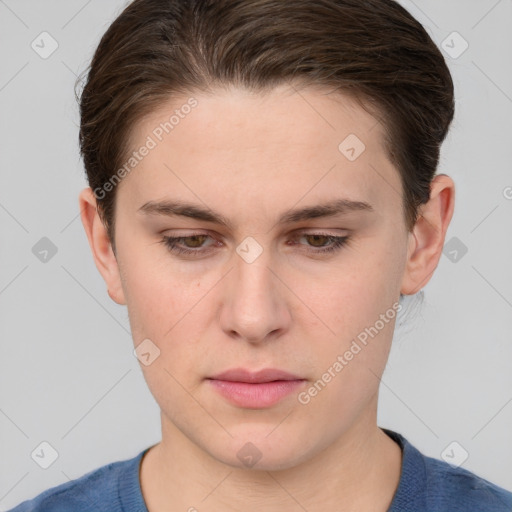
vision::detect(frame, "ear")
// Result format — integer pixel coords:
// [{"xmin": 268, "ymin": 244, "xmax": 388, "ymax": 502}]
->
[
  {"xmin": 79, "ymin": 187, "xmax": 126, "ymax": 305},
  {"xmin": 401, "ymin": 174, "xmax": 455, "ymax": 295}
]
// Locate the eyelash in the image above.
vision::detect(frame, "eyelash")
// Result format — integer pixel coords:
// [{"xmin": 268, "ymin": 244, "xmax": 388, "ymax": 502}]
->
[{"xmin": 159, "ymin": 232, "xmax": 350, "ymax": 257}]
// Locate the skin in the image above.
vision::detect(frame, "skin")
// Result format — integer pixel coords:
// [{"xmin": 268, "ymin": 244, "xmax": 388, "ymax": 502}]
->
[{"xmin": 79, "ymin": 83, "xmax": 455, "ymax": 511}]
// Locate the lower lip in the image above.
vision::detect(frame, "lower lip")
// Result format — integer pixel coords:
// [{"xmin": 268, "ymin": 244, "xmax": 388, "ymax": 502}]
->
[{"xmin": 207, "ymin": 379, "xmax": 306, "ymax": 408}]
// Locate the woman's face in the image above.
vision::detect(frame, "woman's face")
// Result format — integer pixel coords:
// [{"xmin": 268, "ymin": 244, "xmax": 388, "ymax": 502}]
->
[{"xmin": 93, "ymin": 84, "xmax": 418, "ymax": 470}]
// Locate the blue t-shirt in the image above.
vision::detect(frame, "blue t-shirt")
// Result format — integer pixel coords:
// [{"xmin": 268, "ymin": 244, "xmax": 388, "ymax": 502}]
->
[{"xmin": 8, "ymin": 429, "xmax": 512, "ymax": 511}]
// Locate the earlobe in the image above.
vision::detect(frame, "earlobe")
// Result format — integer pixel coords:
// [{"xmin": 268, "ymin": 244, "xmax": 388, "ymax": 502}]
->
[
  {"xmin": 78, "ymin": 187, "xmax": 127, "ymax": 305},
  {"xmin": 400, "ymin": 174, "xmax": 455, "ymax": 295}
]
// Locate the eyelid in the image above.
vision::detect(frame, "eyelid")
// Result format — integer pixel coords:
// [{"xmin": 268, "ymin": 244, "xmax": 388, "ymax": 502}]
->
[
  {"xmin": 159, "ymin": 229, "xmax": 350, "ymax": 258},
  {"xmin": 159, "ymin": 229, "xmax": 351, "ymax": 244},
  {"xmin": 161, "ymin": 228, "xmax": 349, "ymax": 238}
]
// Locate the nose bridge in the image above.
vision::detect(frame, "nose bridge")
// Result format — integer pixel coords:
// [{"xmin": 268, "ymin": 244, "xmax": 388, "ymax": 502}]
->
[
  {"xmin": 235, "ymin": 250, "xmax": 273, "ymax": 301},
  {"xmin": 221, "ymin": 240, "xmax": 287, "ymax": 341}
]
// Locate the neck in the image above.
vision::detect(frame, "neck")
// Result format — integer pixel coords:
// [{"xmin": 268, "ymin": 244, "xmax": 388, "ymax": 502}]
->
[{"xmin": 140, "ymin": 402, "xmax": 402, "ymax": 512}]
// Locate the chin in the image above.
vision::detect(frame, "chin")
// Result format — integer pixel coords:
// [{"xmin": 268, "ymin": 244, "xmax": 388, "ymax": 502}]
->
[{"xmin": 206, "ymin": 432, "xmax": 311, "ymax": 472}]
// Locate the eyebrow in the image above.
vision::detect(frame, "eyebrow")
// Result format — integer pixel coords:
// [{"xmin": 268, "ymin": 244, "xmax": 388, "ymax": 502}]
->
[{"xmin": 137, "ymin": 198, "xmax": 374, "ymax": 229}]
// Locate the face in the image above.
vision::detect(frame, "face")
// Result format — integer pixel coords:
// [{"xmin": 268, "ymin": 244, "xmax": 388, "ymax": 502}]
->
[{"xmin": 87, "ymin": 84, "xmax": 419, "ymax": 470}]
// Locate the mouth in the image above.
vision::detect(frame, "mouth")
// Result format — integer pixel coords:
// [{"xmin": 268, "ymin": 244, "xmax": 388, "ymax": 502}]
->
[
  {"xmin": 206, "ymin": 368, "xmax": 306, "ymax": 408},
  {"xmin": 208, "ymin": 367, "xmax": 303, "ymax": 383}
]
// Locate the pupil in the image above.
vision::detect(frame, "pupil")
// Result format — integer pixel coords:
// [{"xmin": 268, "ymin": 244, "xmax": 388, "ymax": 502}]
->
[
  {"xmin": 309, "ymin": 235, "xmax": 327, "ymax": 247},
  {"xmin": 186, "ymin": 235, "xmax": 205, "ymax": 247}
]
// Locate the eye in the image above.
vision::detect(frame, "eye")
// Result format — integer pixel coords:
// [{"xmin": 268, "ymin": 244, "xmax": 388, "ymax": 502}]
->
[
  {"xmin": 159, "ymin": 233, "xmax": 217, "ymax": 257},
  {"xmin": 294, "ymin": 233, "xmax": 350, "ymax": 254},
  {"xmin": 159, "ymin": 232, "xmax": 350, "ymax": 258}
]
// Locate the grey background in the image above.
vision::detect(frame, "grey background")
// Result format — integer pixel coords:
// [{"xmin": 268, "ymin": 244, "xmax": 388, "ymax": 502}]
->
[{"xmin": 1, "ymin": 0, "xmax": 511, "ymax": 508}]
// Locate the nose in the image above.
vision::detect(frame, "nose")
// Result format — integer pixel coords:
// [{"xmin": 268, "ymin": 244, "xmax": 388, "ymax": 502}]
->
[{"xmin": 218, "ymin": 247, "xmax": 291, "ymax": 344}]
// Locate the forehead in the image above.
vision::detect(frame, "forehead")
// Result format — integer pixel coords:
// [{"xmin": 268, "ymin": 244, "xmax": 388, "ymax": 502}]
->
[
  {"xmin": 131, "ymin": 83, "xmax": 385, "ymax": 155},
  {"xmin": 119, "ymin": 84, "xmax": 399, "ymax": 223}
]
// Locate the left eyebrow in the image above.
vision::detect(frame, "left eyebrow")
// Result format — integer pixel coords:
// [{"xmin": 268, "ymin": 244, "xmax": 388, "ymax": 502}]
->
[
  {"xmin": 278, "ymin": 198, "xmax": 374, "ymax": 223},
  {"xmin": 137, "ymin": 197, "xmax": 374, "ymax": 229}
]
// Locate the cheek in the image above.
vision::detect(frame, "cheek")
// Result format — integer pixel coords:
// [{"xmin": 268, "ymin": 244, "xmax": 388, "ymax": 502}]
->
[
  {"xmin": 120, "ymin": 246, "xmax": 206, "ymax": 336},
  {"xmin": 299, "ymin": 295, "xmax": 398, "ymax": 425},
  {"xmin": 121, "ymin": 255, "xmax": 223, "ymax": 394},
  {"xmin": 300, "ymin": 250, "xmax": 401, "ymax": 342},
  {"xmin": 295, "ymin": 234, "xmax": 403, "ymax": 389}
]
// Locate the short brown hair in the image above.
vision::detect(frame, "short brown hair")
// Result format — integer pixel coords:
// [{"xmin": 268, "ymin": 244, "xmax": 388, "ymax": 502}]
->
[{"xmin": 76, "ymin": 0, "xmax": 454, "ymax": 249}]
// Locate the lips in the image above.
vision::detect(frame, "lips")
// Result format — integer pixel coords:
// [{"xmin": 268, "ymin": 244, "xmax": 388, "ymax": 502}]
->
[
  {"xmin": 207, "ymin": 367, "xmax": 303, "ymax": 384},
  {"xmin": 206, "ymin": 368, "xmax": 306, "ymax": 408}
]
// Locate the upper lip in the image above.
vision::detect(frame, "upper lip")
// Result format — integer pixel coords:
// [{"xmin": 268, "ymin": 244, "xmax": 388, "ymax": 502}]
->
[{"xmin": 208, "ymin": 368, "xmax": 303, "ymax": 383}]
